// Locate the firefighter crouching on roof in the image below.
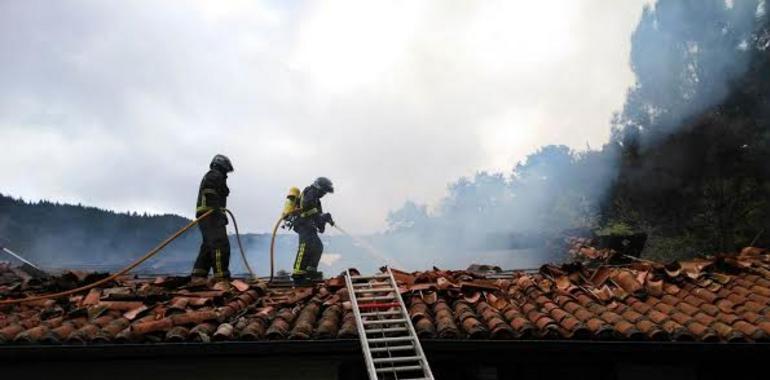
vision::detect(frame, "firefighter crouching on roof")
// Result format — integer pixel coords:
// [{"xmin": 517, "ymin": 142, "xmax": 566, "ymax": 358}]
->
[
  {"xmin": 191, "ymin": 154, "xmax": 234, "ymax": 284},
  {"xmin": 291, "ymin": 177, "xmax": 334, "ymax": 284}
]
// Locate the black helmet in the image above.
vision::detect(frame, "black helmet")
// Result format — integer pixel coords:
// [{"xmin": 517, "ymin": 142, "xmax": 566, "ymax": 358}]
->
[
  {"xmin": 210, "ymin": 154, "xmax": 234, "ymax": 173},
  {"xmin": 312, "ymin": 177, "xmax": 334, "ymax": 193}
]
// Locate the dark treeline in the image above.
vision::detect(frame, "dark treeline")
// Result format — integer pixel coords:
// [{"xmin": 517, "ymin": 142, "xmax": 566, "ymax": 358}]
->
[
  {"xmin": 387, "ymin": 0, "xmax": 770, "ymax": 263},
  {"xmin": 0, "ymin": 194, "xmax": 200, "ymax": 269}
]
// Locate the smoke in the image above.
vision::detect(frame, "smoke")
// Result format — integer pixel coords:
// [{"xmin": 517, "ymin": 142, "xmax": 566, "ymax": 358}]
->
[
  {"xmin": 376, "ymin": 146, "xmax": 617, "ymax": 271},
  {"xmin": 615, "ymin": 0, "xmax": 766, "ymax": 146},
  {"xmin": 372, "ymin": 0, "xmax": 769, "ymax": 271},
  {"xmin": 3, "ymin": 1, "xmax": 767, "ymax": 275}
]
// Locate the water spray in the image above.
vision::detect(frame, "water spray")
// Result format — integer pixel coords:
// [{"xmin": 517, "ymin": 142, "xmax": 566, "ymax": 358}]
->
[
  {"xmin": 0, "ymin": 244, "xmax": 42, "ymax": 271},
  {"xmin": 332, "ymin": 224, "xmax": 404, "ymax": 268}
]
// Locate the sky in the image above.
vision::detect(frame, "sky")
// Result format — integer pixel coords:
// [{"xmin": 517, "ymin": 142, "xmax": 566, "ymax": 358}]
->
[{"xmin": 0, "ymin": 0, "xmax": 649, "ymax": 234}]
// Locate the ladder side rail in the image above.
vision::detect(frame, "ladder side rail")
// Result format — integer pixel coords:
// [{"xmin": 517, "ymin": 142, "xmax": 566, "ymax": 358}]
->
[
  {"xmin": 387, "ymin": 267, "xmax": 435, "ymax": 380},
  {"xmin": 346, "ymin": 269, "xmax": 379, "ymax": 380}
]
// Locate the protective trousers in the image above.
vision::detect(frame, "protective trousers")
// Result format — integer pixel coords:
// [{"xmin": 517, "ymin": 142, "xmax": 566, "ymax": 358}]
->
[
  {"xmin": 293, "ymin": 224, "xmax": 323, "ymax": 277},
  {"xmin": 192, "ymin": 214, "xmax": 231, "ymax": 279}
]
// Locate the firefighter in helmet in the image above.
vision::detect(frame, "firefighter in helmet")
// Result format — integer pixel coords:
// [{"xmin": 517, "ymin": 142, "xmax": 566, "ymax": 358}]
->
[
  {"xmin": 192, "ymin": 154, "xmax": 234, "ymax": 282},
  {"xmin": 291, "ymin": 177, "xmax": 335, "ymax": 284}
]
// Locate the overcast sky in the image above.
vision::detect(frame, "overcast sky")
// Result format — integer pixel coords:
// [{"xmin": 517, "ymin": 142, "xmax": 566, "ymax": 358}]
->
[{"xmin": 0, "ymin": 0, "xmax": 648, "ymax": 233}]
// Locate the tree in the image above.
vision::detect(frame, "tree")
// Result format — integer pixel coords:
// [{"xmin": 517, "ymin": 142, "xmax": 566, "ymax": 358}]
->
[{"xmin": 614, "ymin": 0, "xmax": 761, "ymax": 146}]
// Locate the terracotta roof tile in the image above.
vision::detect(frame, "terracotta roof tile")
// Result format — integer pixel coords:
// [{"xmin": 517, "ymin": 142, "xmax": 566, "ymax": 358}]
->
[
  {"xmin": 614, "ymin": 320, "xmax": 644, "ymax": 340},
  {"xmin": 414, "ymin": 317, "xmax": 436, "ymax": 338},
  {"xmin": 747, "ymin": 293, "xmax": 770, "ymax": 304},
  {"xmin": 733, "ymin": 320, "xmax": 765, "ymax": 340},
  {"xmin": 653, "ymin": 302, "xmax": 675, "ymax": 315},
  {"xmin": 68, "ymin": 323, "xmax": 101, "ymax": 344},
  {"xmin": 584, "ymin": 317, "xmax": 613, "ymax": 338},
  {"xmin": 621, "ymin": 309, "xmax": 644, "ymax": 323},
  {"xmin": 661, "ymin": 294, "xmax": 681, "ymax": 306},
  {"xmin": 509, "ymin": 315, "xmax": 535, "ymax": 338},
  {"xmin": 239, "ymin": 319, "xmax": 266, "ymax": 340},
  {"xmin": 6, "ymin": 247, "xmax": 770, "ymax": 344},
  {"xmin": 572, "ymin": 307, "xmax": 593, "ymax": 322},
  {"xmin": 166, "ymin": 325, "xmax": 189, "ymax": 342},
  {"xmin": 289, "ymin": 303, "xmax": 320, "ymax": 340},
  {"xmin": 338, "ymin": 311, "xmax": 358, "ymax": 339},
  {"xmin": 213, "ymin": 323, "xmax": 235, "ymax": 341},
  {"xmin": 188, "ymin": 322, "xmax": 216, "ymax": 342},
  {"xmin": 636, "ymin": 319, "xmax": 668, "ymax": 341},
  {"xmin": 316, "ymin": 304, "xmax": 342, "ymax": 339},
  {"xmin": 699, "ymin": 303, "xmax": 720, "ymax": 316},
  {"xmin": 675, "ymin": 301, "xmax": 698, "ymax": 316},
  {"xmin": 661, "ymin": 319, "xmax": 692, "ymax": 341},
  {"xmin": 600, "ymin": 310, "xmax": 622, "ymax": 325}
]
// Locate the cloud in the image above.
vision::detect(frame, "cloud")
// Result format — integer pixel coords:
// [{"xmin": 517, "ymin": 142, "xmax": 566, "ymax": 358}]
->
[{"xmin": 0, "ymin": 0, "xmax": 647, "ymax": 233}]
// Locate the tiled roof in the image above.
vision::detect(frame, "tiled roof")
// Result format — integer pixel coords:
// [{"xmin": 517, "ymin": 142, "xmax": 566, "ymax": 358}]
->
[{"xmin": 3, "ymin": 247, "xmax": 770, "ymax": 345}]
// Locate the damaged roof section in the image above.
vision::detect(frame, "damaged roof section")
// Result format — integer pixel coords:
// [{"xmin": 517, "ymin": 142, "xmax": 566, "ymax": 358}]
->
[{"xmin": 3, "ymin": 247, "xmax": 770, "ymax": 345}]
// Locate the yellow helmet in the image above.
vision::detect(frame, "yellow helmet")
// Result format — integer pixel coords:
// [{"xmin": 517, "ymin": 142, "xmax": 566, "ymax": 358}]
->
[{"xmin": 287, "ymin": 187, "xmax": 300, "ymax": 199}]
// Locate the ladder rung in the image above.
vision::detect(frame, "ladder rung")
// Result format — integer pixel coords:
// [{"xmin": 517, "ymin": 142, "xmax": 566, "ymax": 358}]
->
[
  {"xmin": 357, "ymin": 302, "xmax": 400, "ymax": 310},
  {"xmin": 364, "ymin": 318, "xmax": 407, "ymax": 325},
  {"xmin": 353, "ymin": 281, "xmax": 390, "ymax": 287},
  {"xmin": 375, "ymin": 365, "xmax": 423, "ymax": 373},
  {"xmin": 357, "ymin": 294, "xmax": 395, "ymax": 302},
  {"xmin": 361, "ymin": 310, "xmax": 402, "ymax": 318},
  {"xmin": 368, "ymin": 336, "xmax": 413, "ymax": 344},
  {"xmin": 351, "ymin": 274, "xmax": 389, "ymax": 280},
  {"xmin": 370, "ymin": 344, "xmax": 414, "ymax": 353},
  {"xmin": 365, "ymin": 327, "xmax": 408, "ymax": 334},
  {"xmin": 347, "ymin": 269, "xmax": 434, "ymax": 380},
  {"xmin": 355, "ymin": 287, "xmax": 395, "ymax": 293},
  {"xmin": 373, "ymin": 356, "xmax": 422, "ymax": 364}
]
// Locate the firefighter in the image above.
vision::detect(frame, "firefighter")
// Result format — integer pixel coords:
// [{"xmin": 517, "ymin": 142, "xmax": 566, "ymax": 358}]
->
[
  {"xmin": 291, "ymin": 177, "xmax": 335, "ymax": 284},
  {"xmin": 191, "ymin": 154, "xmax": 234, "ymax": 283}
]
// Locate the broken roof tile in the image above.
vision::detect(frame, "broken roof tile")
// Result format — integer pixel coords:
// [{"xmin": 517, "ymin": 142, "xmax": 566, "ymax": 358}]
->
[{"xmin": 4, "ymin": 246, "xmax": 770, "ymax": 345}]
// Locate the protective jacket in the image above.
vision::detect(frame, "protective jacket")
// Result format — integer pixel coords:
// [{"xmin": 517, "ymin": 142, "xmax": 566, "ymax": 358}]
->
[
  {"xmin": 294, "ymin": 186, "xmax": 325, "ymax": 231},
  {"xmin": 192, "ymin": 168, "xmax": 231, "ymax": 279},
  {"xmin": 196, "ymin": 169, "xmax": 230, "ymax": 224}
]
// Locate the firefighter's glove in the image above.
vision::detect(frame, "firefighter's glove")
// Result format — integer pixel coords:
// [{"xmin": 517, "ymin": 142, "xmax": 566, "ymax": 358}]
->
[{"xmin": 321, "ymin": 213, "xmax": 335, "ymax": 227}]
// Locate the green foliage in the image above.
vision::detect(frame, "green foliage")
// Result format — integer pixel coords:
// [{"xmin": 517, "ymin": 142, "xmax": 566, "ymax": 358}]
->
[
  {"xmin": 613, "ymin": 0, "xmax": 762, "ymax": 145},
  {"xmin": 595, "ymin": 222, "xmax": 636, "ymax": 237},
  {"xmin": 642, "ymin": 233, "xmax": 702, "ymax": 262},
  {"xmin": 606, "ymin": 0, "xmax": 770, "ymax": 260}
]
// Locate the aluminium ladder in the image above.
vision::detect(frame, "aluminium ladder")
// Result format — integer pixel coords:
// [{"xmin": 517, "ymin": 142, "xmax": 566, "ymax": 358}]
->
[{"xmin": 345, "ymin": 267, "xmax": 435, "ymax": 380}]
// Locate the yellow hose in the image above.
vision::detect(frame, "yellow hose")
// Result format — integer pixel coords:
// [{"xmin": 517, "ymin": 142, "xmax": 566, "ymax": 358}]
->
[
  {"xmin": 0, "ymin": 209, "xmax": 214, "ymax": 306},
  {"xmin": 268, "ymin": 215, "xmax": 283, "ymax": 283},
  {"xmin": 224, "ymin": 208, "xmax": 255, "ymax": 280}
]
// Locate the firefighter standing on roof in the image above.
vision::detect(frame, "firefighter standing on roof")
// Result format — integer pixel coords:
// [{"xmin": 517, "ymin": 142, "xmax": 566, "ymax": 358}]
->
[
  {"xmin": 192, "ymin": 154, "xmax": 234, "ymax": 281},
  {"xmin": 291, "ymin": 177, "xmax": 335, "ymax": 283}
]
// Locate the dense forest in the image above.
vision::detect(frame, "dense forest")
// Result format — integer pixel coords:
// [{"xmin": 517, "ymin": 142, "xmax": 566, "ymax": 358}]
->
[
  {"xmin": 0, "ymin": 194, "xmax": 200, "ymax": 271},
  {"xmin": 388, "ymin": 0, "xmax": 770, "ymax": 262},
  {"xmin": 607, "ymin": 0, "xmax": 770, "ymax": 259}
]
